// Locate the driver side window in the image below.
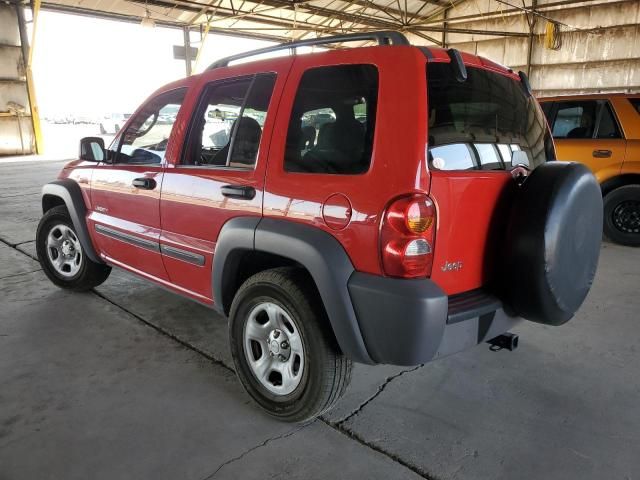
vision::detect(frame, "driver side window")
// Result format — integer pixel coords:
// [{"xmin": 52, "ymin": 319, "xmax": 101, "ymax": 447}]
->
[
  {"xmin": 114, "ymin": 88, "xmax": 186, "ymax": 164},
  {"xmin": 182, "ymin": 73, "xmax": 276, "ymax": 168}
]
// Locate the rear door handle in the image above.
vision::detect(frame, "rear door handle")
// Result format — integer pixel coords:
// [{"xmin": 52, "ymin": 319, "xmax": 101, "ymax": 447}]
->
[
  {"xmin": 221, "ymin": 184, "xmax": 256, "ymax": 200},
  {"xmin": 132, "ymin": 177, "xmax": 157, "ymax": 190},
  {"xmin": 593, "ymin": 149, "xmax": 612, "ymax": 158}
]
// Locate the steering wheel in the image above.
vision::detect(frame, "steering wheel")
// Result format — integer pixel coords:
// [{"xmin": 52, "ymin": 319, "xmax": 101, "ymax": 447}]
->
[{"xmin": 136, "ymin": 112, "xmax": 159, "ymax": 137}]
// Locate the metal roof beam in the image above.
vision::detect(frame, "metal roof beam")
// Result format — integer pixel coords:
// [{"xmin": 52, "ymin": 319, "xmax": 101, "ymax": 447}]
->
[
  {"xmin": 131, "ymin": 0, "xmax": 408, "ymax": 32},
  {"xmin": 42, "ymin": 1, "xmax": 292, "ymax": 41},
  {"xmin": 407, "ymin": 29, "xmax": 443, "ymax": 45},
  {"xmin": 253, "ymin": 0, "xmax": 403, "ymax": 29},
  {"xmin": 413, "ymin": 25, "xmax": 529, "ymax": 37},
  {"xmin": 127, "ymin": 0, "xmax": 330, "ymax": 31},
  {"xmin": 413, "ymin": 0, "xmax": 634, "ymax": 26}
]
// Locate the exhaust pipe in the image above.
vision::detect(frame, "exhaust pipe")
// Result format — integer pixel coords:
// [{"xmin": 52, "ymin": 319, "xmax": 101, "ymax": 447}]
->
[{"xmin": 487, "ymin": 333, "xmax": 519, "ymax": 352}]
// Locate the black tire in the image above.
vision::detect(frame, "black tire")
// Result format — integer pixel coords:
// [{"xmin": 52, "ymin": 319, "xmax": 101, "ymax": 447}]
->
[
  {"xmin": 502, "ymin": 162, "xmax": 602, "ymax": 326},
  {"xmin": 229, "ymin": 267, "xmax": 351, "ymax": 422},
  {"xmin": 36, "ymin": 205, "xmax": 111, "ymax": 291},
  {"xmin": 603, "ymin": 185, "xmax": 640, "ymax": 247}
]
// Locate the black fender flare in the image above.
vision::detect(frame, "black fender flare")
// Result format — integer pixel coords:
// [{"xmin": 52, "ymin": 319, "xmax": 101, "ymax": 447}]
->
[
  {"xmin": 212, "ymin": 216, "xmax": 260, "ymax": 315},
  {"xmin": 41, "ymin": 179, "xmax": 102, "ymax": 263},
  {"xmin": 212, "ymin": 217, "xmax": 374, "ymax": 364}
]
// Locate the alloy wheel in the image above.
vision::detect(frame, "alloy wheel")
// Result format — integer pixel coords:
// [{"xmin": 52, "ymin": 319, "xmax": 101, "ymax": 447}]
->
[
  {"xmin": 46, "ymin": 224, "xmax": 83, "ymax": 278},
  {"xmin": 243, "ymin": 301, "xmax": 305, "ymax": 395}
]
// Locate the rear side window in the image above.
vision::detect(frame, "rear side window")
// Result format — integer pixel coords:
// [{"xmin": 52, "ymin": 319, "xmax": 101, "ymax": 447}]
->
[
  {"xmin": 628, "ymin": 98, "xmax": 640, "ymax": 114},
  {"xmin": 284, "ymin": 64, "xmax": 378, "ymax": 175},
  {"xmin": 183, "ymin": 73, "xmax": 276, "ymax": 168},
  {"xmin": 430, "ymin": 144, "xmax": 474, "ymax": 170},
  {"xmin": 427, "ymin": 63, "xmax": 552, "ymax": 171},
  {"xmin": 552, "ymin": 101, "xmax": 597, "ymax": 138}
]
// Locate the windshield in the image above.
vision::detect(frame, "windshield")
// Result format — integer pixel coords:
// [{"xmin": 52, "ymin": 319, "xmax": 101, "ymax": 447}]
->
[{"xmin": 427, "ymin": 62, "xmax": 553, "ymax": 171}]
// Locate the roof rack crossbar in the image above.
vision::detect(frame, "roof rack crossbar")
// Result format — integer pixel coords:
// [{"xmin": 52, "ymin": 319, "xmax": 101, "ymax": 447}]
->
[{"xmin": 206, "ymin": 31, "xmax": 409, "ymax": 70}]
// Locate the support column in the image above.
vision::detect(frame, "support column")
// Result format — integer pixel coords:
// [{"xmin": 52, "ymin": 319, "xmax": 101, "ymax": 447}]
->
[
  {"xmin": 0, "ymin": 1, "xmax": 37, "ymax": 155},
  {"xmin": 183, "ymin": 26, "xmax": 192, "ymax": 76},
  {"xmin": 526, "ymin": 0, "xmax": 537, "ymax": 77},
  {"xmin": 16, "ymin": 0, "xmax": 43, "ymax": 154},
  {"xmin": 441, "ymin": 7, "xmax": 448, "ymax": 49}
]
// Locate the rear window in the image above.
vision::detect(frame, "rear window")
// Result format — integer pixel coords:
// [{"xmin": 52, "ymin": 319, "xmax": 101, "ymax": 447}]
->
[{"xmin": 427, "ymin": 63, "xmax": 553, "ymax": 171}]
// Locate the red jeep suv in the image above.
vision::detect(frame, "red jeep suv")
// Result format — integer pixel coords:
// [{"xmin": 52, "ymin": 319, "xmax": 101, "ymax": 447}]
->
[{"xmin": 37, "ymin": 32, "xmax": 602, "ymax": 422}]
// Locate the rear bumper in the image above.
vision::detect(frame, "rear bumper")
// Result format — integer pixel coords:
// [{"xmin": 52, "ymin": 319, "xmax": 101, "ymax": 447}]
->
[{"xmin": 348, "ymin": 272, "xmax": 522, "ymax": 366}]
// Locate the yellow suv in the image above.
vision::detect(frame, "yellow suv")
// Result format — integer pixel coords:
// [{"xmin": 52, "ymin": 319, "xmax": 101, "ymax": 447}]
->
[{"xmin": 540, "ymin": 94, "xmax": 640, "ymax": 246}]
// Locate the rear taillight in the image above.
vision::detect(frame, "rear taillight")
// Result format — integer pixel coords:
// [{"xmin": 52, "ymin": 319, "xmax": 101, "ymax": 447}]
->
[{"xmin": 380, "ymin": 194, "xmax": 436, "ymax": 278}]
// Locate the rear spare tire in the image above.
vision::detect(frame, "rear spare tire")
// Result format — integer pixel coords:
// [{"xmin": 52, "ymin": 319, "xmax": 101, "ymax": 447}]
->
[{"xmin": 502, "ymin": 162, "xmax": 602, "ymax": 326}]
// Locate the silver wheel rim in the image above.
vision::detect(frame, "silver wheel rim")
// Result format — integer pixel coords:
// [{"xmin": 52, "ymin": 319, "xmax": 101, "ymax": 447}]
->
[
  {"xmin": 243, "ymin": 302, "xmax": 305, "ymax": 396},
  {"xmin": 46, "ymin": 224, "xmax": 83, "ymax": 278}
]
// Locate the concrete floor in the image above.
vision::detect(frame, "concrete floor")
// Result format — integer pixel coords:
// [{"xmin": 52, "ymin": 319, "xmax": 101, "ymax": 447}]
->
[{"xmin": 1, "ymin": 159, "xmax": 639, "ymax": 480}]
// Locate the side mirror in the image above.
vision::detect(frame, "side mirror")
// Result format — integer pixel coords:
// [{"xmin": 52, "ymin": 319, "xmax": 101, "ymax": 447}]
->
[{"xmin": 79, "ymin": 137, "xmax": 105, "ymax": 162}]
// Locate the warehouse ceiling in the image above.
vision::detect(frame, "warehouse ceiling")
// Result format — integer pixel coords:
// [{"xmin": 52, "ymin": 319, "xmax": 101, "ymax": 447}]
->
[{"xmin": 38, "ymin": 0, "xmax": 622, "ymax": 45}]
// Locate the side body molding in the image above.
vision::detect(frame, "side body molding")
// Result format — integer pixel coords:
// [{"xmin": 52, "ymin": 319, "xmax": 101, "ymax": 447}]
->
[
  {"xmin": 254, "ymin": 218, "xmax": 373, "ymax": 364},
  {"xmin": 41, "ymin": 179, "xmax": 102, "ymax": 263}
]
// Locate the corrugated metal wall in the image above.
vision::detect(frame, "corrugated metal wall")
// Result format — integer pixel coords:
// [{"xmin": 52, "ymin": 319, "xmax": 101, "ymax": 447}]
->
[
  {"xmin": 437, "ymin": 0, "xmax": 639, "ymax": 97},
  {"xmin": 0, "ymin": 3, "xmax": 35, "ymax": 155}
]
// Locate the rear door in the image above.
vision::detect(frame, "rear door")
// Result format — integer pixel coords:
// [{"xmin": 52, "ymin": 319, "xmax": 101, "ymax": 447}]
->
[
  {"xmin": 261, "ymin": 47, "xmax": 424, "ymax": 277},
  {"xmin": 89, "ymin": 88, "xmax": 186, "ymax": 280},
  {"xmin": 159, "ymin": 59, "xmax": 290, "ymax": 303},
  {"xmin": 545, "ymin": 99, "xmax": 626, "ymax": 180},
  {"xmin": 426, "ymin": 62, "xmax": 554, "ymax": 294}
]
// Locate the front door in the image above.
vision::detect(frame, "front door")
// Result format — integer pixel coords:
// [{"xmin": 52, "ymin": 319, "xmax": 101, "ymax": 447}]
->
[
  {"xmin": 89, "ymin": 88, "xmax": 187, "ymax": 281},
  {"xmin": 159, "ymin": 59, "xmax": 290, "ymax": 303},
  {"xmin": 548, "ymin": 99, "xmax": 626, "ymax": 180}
]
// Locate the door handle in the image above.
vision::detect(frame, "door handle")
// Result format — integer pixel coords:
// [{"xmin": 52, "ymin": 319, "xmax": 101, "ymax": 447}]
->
[
  {"xmin": 132, "ymin": 177, "xmax": 157, "ymax": 190},
  {"xmin": 593, "ymin": 149, "xmax": 612, "ymax": 158},
  {"xmin": 221, "ymin": 184, "xmax": 256, "ymax": 200}
]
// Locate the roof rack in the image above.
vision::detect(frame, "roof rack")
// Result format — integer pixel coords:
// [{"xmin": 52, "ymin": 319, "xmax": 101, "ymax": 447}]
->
[{"xmin": 206, "ymin": 31, "xmax": 409, "ymax": 70}]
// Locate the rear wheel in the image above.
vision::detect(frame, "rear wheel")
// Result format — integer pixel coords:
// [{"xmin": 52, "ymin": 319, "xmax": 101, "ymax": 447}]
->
[
  {"xmin": 229, "ymin": 267, "xmax": 351, "ymax": 422},
  {"xmin": 36, "ymin": 205, "xmax": 111, "ymax": 291},
  {"xmin": 603, "ymin": 185, "xmax": 640, "ymax": 247}
]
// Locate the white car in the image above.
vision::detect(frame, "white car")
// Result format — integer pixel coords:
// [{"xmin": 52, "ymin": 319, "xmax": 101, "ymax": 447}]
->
[{"xmin": 100, "ymin": 113, "xmax": 131, "ymax": 134}]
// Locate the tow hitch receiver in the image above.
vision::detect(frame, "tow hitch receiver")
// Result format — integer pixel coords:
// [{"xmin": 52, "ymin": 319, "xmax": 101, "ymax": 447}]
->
[{"xmin": 487, "ymin": 333, "xmax": 519, "ymax": 352}]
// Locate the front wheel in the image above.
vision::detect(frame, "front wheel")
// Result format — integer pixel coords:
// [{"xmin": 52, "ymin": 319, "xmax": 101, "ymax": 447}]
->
[
  {"xmin": 36, "ymin": 205, "xmax": 111, "ymax": 291},
  {"xmin": 229, "ymin": 267, "xmax": 351, "ymax": 422},
  {"xmin": 603, "ymin": 185, "xmax": 640, "ymax": 247}
]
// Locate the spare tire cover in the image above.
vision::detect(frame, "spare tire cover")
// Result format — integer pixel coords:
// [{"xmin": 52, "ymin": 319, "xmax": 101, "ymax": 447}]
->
[{"xmin": 502, "ymin": 162, "xmax": 602, "ymax": 325}]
